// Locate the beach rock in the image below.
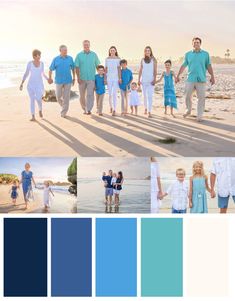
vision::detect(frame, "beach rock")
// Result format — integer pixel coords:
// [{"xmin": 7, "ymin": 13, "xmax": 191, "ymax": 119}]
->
[
  {"xmin": 67, "ymin": 158, "xmax": 77, "ymax": 196},
  {"xmin": 43, "ymin": 90, "xmax": 78, "ymax": 102}
]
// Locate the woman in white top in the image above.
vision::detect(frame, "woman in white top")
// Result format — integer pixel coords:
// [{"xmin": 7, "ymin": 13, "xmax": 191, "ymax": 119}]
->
[
  {"xmin": 20, "ymin": 49, "xmax": 50, "ymax": 121},
  {"xmin": 105, "ymin": 46, "xmax": 121, "ymax": 116},
  {"xmin": 150, "ymin": 157, "xmax": 163, "ymax": 213},
  {"xmin": 138, "ymin": 46, "xmax": 157, "ymax": 118}
]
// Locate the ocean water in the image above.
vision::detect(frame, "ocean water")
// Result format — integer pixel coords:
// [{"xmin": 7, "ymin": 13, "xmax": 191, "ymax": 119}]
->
[
  {"xmin": 0, "ymin": 61, "xmax": 235, "ymax": 97},
  {"xmin": 78, "ymin": 178, "xmax": 150, "ymax": 213},
  {"xmin": 34, "ymin": 185, "xmax": 76, "ymax": 213}
]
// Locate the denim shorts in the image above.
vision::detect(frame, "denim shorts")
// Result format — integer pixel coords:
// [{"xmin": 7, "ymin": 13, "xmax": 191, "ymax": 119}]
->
[
  {"xmin": 105, "ymin": 188, "xmax": 113, "ymax": 197},
  {"xmin": 218, "ymin": 195, "xmax": 235, "ymax": 209},
  {"xmin": 172, "ymin": 207, "xmax": 187, "ymax": 214}
]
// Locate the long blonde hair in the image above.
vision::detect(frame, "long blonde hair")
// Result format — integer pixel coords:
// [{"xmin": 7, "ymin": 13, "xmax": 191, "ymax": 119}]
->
[{"xmin": 192, "ymin": 161, "xmax": 205, "ymax": 177}]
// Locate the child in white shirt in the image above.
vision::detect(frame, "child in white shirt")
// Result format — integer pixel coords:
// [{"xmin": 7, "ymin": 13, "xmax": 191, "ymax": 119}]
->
[{"xmin": 162, "ymin": 168, "xmax": 189, "ymax": 213}]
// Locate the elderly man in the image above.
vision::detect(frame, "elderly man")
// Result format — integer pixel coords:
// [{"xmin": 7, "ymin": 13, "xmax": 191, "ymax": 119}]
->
[
  {"xmin": 75, "ymin": 40, "xmax": 100, "ymax": 115},
  {"xmin": 176, "ymin": 37, "xmax": 215, "ymax": 122},
  {"xmin": 210, "ymin": 157, "xmax": 235, "ymax": 214},
  {"xmin": 49, "ymin": 45, "xmax": 75, "ymax": 118}
]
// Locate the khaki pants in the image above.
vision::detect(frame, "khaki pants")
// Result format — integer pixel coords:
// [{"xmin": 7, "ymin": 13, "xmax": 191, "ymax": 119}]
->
[
  {"xmin": 79, "ymin": 80, "xmax": 95, "ymax": 113},
  {"xmin": 185, "ymin": 82, "xmax": 206, "ymax": 118},
  {"xmin": 96, "ymin": 93, "xmax": 105, "ymax": 114},
  {"xmin": 55, "ymin": 84, "xmax": 71, "ymax": 117},
  {"xmin": 120, "ymin": 90, "xmax": 128, "ymax": 113}
]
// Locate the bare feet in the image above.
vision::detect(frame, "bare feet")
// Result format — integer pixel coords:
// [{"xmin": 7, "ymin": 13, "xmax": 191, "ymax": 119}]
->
[
  {"xmin": 148, "ymin": 112, "xmax": 152, "ymax": 118},
  {"xmin": 30, "ymin": 115, "xmax": 36, "ymax": 121},
  {"xmin": 99, "ymin": 113, "xmax": 103, "ymax": 116},
  {"xmin": 171, "ymin": 113, "xmax": 176, "ymax": 118},
  {"xmin": 183, "ymin": 111, "xmax": 190, "ymax": 118},
  {"xmin": 39, "ymin": 111, "xmax": 43, "ymax": 118},
  {"xmin": 112, "ymin": 110, "xmax": 116, "ymax": 116},
  {"xmin": 110, "ymin": 108, "xmax": 113, "ymax": 114},
  {"xmin": 144, "ymin": 109, "xmax": 147, "ymax": 115}
]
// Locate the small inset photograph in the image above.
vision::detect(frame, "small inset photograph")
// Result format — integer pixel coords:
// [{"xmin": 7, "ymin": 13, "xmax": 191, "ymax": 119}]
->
[
  {"xmin": 151, "ymin": 157, "xmax": 235, "ymax": 214},
  {"xmin": 0, "ymin": 157, "xmax": 77, "ymax": 213},
  {"xmin": 77, "ymin": 157, "xmax": 150, "ymax": 213}
]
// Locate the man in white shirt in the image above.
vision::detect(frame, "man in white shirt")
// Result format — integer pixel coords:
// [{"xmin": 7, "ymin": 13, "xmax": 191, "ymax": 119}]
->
[
  {"xmin": 210, "ymin": 158, "xmax": 235, "ymax": 213},
  {"xmin": 163, "ymin": 168, "xmax": 189, "ymax": 213}
]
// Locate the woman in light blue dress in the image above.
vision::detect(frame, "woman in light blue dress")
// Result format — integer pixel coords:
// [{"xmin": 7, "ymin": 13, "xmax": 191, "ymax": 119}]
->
[
  {"xmin": 189, "ymin": 161, "xmax": 211, "ymax": 213},
  {"xmin": 20, "ymin": 163, "xmax": 36, "ymax": 209},
  {"xmin": 156, "ymin": 59, "xmax": 177, "ymax": 117}
]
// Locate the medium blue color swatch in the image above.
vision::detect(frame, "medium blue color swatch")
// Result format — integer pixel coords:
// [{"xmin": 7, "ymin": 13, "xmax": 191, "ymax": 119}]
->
[
  {"xmin": 4, "ymin": 218, "xmax": 47, "ymax": 296},
  {"xmin": 96, "ymin": 218, "xmax": 137, "ymax": 296},
  {"xmin": 51, "ymin": 218, "xmax": 92, "ymax": 296}
]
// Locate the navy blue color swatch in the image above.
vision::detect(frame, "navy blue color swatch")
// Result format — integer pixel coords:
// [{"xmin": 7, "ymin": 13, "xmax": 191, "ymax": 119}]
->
[
  {"xmin": 51, "ymin": 218, "xmax": 92, "ymax": 296},
  {"xmin": 96, "ymin": 218, "xmax": 137, "ymax": 296},
  {"xmin": 4, "ymin": 218, "xmax": 47, "ymax": 296}
]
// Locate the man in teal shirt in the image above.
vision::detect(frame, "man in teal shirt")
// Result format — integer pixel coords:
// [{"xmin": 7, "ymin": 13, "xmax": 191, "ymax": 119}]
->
[
  {"xmin": 75, "ymin": 40, "xmax": 100, "ymax": 114},
  {"xmin": 176, "ymin": 37, "xmax": 215, "ymax": 121}
]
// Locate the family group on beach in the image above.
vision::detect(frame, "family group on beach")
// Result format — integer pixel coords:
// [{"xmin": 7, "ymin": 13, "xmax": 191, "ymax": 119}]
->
[
  {"xmin": 20, "ymin": 37, "xmax": 215, "ymax": 122},
  {"xmin": 102, "ymin": 170, "xmax": 124, "ymax": 213},
  {"xmin": 8, "ymin": 163, "xmax": 54, "ymax": 211},
  {"xmin": 151, "ymin": 157, "xmax": 235, "ymax": 214}
]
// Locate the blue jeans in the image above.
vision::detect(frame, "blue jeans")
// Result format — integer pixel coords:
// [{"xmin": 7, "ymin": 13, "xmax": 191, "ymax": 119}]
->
[
  {"xmin": 218, "ymin": 195, "xmax": 235, "ymax": 209},
  {"xmin": 172, "ymin": 207, "xmax": 187, "ymax": 214}
]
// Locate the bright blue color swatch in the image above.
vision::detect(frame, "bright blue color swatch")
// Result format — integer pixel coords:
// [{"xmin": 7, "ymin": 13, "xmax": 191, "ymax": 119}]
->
[
  {"xmin": 51, "ymin": 218, "xmax": 92, "ymax": 296},
  {"xmin": 96, "ymin": 218, "xmax": 137, "ymax": 296}
]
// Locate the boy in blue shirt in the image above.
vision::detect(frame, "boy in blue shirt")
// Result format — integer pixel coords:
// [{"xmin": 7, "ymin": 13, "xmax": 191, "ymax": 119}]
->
[
  {"xmin": 119, "ymin": 59, "xmax": 133, "ymax": 115},
  {"xmin": 95, "ymin": 65, "xmax": 106, "ymax": 116}
]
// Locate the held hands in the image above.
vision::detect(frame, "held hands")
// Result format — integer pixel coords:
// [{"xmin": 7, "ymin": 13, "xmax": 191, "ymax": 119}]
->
[
  {"xmin": 138, "ymin": 80, "xmax": 141, "ymax": 86},
  {"xmin": 211, "ymin": 189, "xmax": 216, "ymax": 198},
  {"xmin": 77, "ymin": 78, "xmax": 82, "ymax": 85},
  {"xmin": 175, "ymin": 76, "xmax": 180, "ymax": 84},
  {"xmin": 48, "ymin": 78, "xmax": 53, "ymax": 85},
  {"xmin": 151, "ymin": 80, "xmax": 156, "ymax": 86},
  {"xmin": 210, "ymin": 76, "xmax": 215, "ymax": 85},
  {"xmin": 119, "ymin": 78, "xmax": 122, "ymax": 84},
  {"xmin": 189, "ymin": 200, "xmax": 193, "ymax": 208}
]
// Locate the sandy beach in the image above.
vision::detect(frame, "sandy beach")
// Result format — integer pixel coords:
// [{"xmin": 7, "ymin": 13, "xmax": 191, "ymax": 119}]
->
[
  {"xmin": 0, "ymin": 184, "xmax": 77, "ymax": 213},
  {"xmin": 0, "ymin": 65, "xmax": 235, "ymax": 157}
]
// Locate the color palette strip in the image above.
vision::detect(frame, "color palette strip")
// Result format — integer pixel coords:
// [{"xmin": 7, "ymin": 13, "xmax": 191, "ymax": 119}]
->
[
  {"xmin": 2, "ymin": 217, "xmax": 229, "ymax": 298},
  {"xmin": 4, "ymin": 218, "xmax": 47, "ymax": 297},
  {"xmin": 96, "ymin": 218, "xmax": 137, "ymax": 296},
  {"xmin": 51, "ymin": 218, "xmax": 92, "ymax": 296},
  {"xmin": 141, "ymin": 218, "xmax": 183, "ymax": 296}
]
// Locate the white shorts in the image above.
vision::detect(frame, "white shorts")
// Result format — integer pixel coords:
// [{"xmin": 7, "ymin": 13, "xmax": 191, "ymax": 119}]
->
[{"xmin": 113, "ymin": 189, "xmax": 120, "ymax": 195}]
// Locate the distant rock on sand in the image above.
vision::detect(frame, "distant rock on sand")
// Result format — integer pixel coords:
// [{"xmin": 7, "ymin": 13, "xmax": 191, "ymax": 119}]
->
[{"xmin": 43, "ymin": 90, "xmax": 78, "ymax": 102}]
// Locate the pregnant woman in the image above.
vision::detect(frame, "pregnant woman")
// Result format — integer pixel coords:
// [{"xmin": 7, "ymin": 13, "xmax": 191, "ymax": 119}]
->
[
  {"xmin": 20, "ymin": 49, "xmax": 50, "ymax": 121},
  {"xmin": 20, "ymin": 163, "xmax": 36, "ymax": 209},
  {"xmin": 105, "ymin": 46, "xmax": 121, "ymax": 116},
  {"xmin": 138, "ymin": 46, "xmax": 157, "ymax": 118}
]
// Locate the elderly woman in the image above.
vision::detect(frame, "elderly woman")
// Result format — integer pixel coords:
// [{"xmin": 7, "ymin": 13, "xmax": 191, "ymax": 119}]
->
[
  {"xmin": 20, "ymin": 49, "xmax": 50, "ymax": 121},
  {"xmin": 20, "ymin": 163, "xmax": 36, "ymax": 210}
]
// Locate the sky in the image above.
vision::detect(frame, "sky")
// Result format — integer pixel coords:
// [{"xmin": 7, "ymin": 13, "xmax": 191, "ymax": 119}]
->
[
  {"xmin": 0, "ymin": 157, "xmax": 74, "ymax": 182},
  {"xmin": 77, "ymin": 157, "xmax": 150, "ymax": 179},
  {"xmin": 0, "ymin": 0, "xmax": 234, "ymax": 62}
]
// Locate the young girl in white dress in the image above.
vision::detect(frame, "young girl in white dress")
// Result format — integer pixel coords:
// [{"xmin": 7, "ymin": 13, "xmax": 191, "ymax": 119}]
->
[
  {"xmin": 129, "ymin": 82, "xmax": 141, "ymax": 115},
  {"xmin": 138, "ymin": 46, "xmax": 157, "ymax": 118},
  {"xmin": 20, "ymin": 49, "xmax": 49, "ymax": 121},
  {"xmin": 43, "ymin": 181, "xmax": 54, "ymax": 210},
  {"xmin": 105, "ymin": 46, "xmax": 121, "ymax": 116}
]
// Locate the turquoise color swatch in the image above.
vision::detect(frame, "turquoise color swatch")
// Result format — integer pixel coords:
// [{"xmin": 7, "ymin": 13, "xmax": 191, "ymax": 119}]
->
[
  {"xmin": 96, "ymin": 218, "xmax": 137, "ymax": 296},
  {"xmin": 141, "ymin": 218, "xmax": 183, "ymax": 296}
]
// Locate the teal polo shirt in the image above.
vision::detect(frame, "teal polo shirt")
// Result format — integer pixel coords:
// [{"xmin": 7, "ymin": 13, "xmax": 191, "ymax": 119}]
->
[
  {"xmin": 183, "ymin": 49, "xmax": 211, "ymax": 82},
  {"xmin": 75, "ymin": 51, "xmax": 100, "ymax": 81},
  {"xmin": 49, "ymin": 55, "xmax": 74, "ymax": 84}
]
